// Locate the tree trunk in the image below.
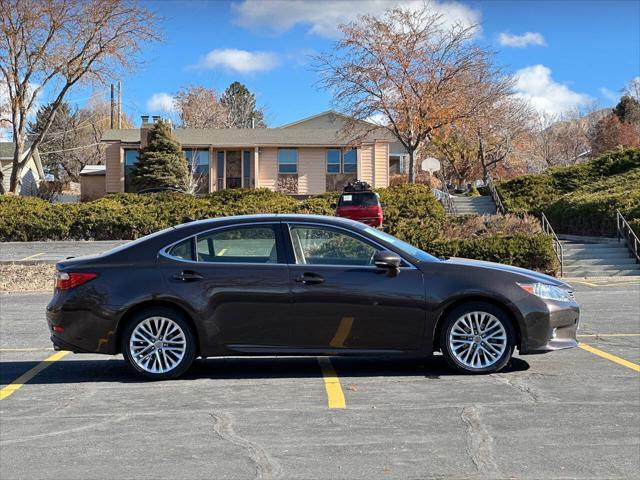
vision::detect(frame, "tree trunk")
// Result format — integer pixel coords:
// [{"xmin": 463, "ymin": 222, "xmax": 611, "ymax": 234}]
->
[
  {"xmin": 0, "ymin": 169, "xmax": 5, "ymax": 194},
  {"xmin": 9, "ymin": 134, "xmax": 26, "ymax": 194},
  {"xmin": 478, "ymin": 136, "xmax": 490, "ymax": 184},
  {"xmin": 407, "ymin": 149, "xmax": 415, "ymax": 183}
]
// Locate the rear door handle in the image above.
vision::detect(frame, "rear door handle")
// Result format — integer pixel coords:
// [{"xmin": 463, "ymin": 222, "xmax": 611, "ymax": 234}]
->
[
  {"xmin": 295, "ymin": 273, "xmax": 324, "ymax": 285},
  {"xmin": 172, "ymin": 270, "xmax": 204, "ymax": 282}
]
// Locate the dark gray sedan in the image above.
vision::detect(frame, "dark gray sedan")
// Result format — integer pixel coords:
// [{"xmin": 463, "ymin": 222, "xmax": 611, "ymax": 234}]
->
[{"xmin": 46, "ymin": 214, "xmax": 579, "ymax": 380}]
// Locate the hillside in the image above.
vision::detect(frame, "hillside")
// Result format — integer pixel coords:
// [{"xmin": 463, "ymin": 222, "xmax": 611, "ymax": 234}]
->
[{"xmin": 497, "ymin": 148, "xmax": 640, "ymax": 236}]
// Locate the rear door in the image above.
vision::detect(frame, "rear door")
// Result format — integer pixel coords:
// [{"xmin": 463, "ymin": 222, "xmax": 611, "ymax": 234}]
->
[
  {"xmin": 161, "ymin": 222, "xmax": 291, "ymax": 353},
  {"xmin": 284, "ymin": 222, "xmax": 426, "ymax": 351}
]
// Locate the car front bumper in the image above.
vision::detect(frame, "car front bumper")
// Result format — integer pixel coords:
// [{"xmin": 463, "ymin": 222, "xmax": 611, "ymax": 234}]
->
[{"xmin": 518, "ymin": 298, "xmax": 580, "ymax": 354}]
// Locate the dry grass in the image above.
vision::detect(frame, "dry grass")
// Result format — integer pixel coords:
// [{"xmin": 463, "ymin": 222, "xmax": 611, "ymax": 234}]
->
[{"xmin": 0, "ymin": 264, "xmax": 55, "ymax": 292}]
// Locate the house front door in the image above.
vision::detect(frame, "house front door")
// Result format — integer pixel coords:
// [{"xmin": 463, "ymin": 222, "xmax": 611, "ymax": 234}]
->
[{"xmin": 226, "ymin": 151, "xmax": 242, "ymax": 189}]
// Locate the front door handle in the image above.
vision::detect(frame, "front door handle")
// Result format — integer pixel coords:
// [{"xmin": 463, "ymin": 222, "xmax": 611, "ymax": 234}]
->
[
  {"xmin": 172, "ymin": 270, "xmax": 204, "ymax": 282},
  {"xmin": 295, "ymin": 273, "xmax": 325, "ymax": 285}
]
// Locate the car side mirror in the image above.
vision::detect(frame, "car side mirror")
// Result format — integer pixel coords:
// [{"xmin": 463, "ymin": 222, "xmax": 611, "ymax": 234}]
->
[
  {"xmin": 330, "ymin": 203, "xmax": 337, "ymax": 209},
  {"xmin": 373, "ymin": 250, "xmax": 401, "ymax": 276}
]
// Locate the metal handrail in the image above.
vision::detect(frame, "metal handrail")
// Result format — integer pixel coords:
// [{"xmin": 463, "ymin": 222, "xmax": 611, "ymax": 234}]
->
[
  {"xmin": 540, "ymin": 212, "xmax": 564, "ymax": 277},
  {"xmin": 486, "ymin": 178, "xmax": 506, "ymax": 214},
  {"xmin": 442, "ymin": 191, "xmax": 457, "ymax": 215},
  {"xmin": 616, "ymin": 210, "xmax": 640, "ymax": 263}
]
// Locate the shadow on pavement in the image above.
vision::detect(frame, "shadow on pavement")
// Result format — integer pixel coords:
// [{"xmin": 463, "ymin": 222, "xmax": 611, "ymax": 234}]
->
[{"xmin": 0, "ymin": 355, "xmax": 530, "ymax": 385}]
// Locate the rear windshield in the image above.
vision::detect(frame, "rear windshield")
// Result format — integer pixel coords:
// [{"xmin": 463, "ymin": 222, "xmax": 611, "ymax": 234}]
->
[{"xmin": 338, "ymin": 192, "xmax": 379, "ymax": 207}]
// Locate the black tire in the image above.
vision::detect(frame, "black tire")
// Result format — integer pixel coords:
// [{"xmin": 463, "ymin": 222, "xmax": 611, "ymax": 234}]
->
[
  {"xmin": 439, "ymin": 301, "xmax": 515, "ymax": 374},
  {"xmin": 121, "ymin": 306, "xmax": 196, "ymax": 380}
]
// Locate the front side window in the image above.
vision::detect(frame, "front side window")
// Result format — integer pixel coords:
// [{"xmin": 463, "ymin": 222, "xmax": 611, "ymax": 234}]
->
[
  {"xmin": 289, "ymin": 225, "xmax": 378, "ymax": 266},
  {"xmin": 196, "ymin": 226, "xmax": 278, "ymax": 263},
  {"xmin": 124, "ymin": 149, "xmax": 139, "ymax": 192},
  {"xmin": 278, "ymin": 149, "xmax": 298, "ymax": 174},
  {"xmin": 326, "ymin": 149, "xmax": 341, "ymax": 174},
  {"xmin": 343, "ymin": 149, "xmax": 357, "ymax": 174}
]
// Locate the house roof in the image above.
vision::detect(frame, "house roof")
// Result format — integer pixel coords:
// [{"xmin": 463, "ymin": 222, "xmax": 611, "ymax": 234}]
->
[
  {"xmin": 80, "ymin": 165, "xmax": 106, "ymax": 176},
  {"xmin": 102, "ymin": 125, "xmax": 396, "ymax": 146}
]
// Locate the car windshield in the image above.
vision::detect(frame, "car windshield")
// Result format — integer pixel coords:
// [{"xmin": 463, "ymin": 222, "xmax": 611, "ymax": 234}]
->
[
  {"xmin": 338, "ymin": 192, "xmax": 379, "ymax": 207},
  {"xmin": 364, "ymin": 227, "xmax": 440, "ymax": 262}
]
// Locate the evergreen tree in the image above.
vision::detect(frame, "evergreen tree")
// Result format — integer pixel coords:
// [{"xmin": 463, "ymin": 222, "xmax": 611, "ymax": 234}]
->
[
  {"xmin": 613, "ymin": 95, "xmax": 640, "ymax": 125},
  {"xmin": 130, "ymin": 120, "xmax": 188, "ymax": 191},
  {"xmin": 220, "ymin": 81, "xmax": 266, "ymax": 128}
]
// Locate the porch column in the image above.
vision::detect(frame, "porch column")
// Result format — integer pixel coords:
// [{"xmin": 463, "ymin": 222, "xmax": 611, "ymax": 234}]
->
[{"xmin": 253, "ymin": 147, "xmax": 259, "ymax": 188}]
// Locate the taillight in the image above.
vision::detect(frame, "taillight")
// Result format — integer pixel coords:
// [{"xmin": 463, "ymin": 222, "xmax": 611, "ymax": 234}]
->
[{"xmin": 55, "ymin": 271, "xmax": 97, "ymax": 290}]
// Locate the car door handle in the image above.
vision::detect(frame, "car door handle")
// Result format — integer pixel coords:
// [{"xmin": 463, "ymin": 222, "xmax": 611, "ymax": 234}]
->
[
  {"xmin": 296, "ymin": 273, "xmax": 324, "ymax": 285},
  {"xmin": 172, "ymin": 270, "xmax": 204, "ymax": 282}
]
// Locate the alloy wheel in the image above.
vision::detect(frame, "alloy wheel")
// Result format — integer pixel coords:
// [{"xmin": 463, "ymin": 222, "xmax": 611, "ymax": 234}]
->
[
  {"xmin": 129, "ymin": 316, "xmax": 186, "ymax": 374},
  {"xmin": 449, "ymin": 311, "xmax": 507, "ymax": 370}
]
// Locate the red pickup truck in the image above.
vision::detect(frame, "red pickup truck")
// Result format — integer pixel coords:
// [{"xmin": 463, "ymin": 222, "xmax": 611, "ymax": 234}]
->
[{"xmin": 334, "ymin": 182, "xmax": 384, "ymax": 227}]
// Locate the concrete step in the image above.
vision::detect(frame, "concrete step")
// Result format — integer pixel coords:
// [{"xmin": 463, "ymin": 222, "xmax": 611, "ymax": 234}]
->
[
  {"xmin": 563, "ymin": 252, "xmax": 632, "ymax": 260},
  {"xmin": 563, "ymin": 265, "xmax": 640, "ymax": 273},
  {"xmin": 561, "ymin": 242, "xmax": 628, "ymax": 249},
  {"xmin": 565, "ymin": 269, "xmax": 640, "ymax": 277},
  {"xmin": 562, "ymin": 257, "xmax": 638, "ymax": 266}
]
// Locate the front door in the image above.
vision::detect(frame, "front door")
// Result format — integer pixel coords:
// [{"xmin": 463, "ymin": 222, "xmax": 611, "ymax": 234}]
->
[
  {"xmin": 285, "ymin": 223, "xmax": 426, "ymax": 351},
  {"xmin": 225, "ymin": 151, "xmax": 242, "ymax": 189}
]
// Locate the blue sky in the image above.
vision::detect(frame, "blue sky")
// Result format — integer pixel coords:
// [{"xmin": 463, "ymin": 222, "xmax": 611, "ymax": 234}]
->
[{"xmin": 67, "ymin": 0, "xmax": 640, "ymax": 127}]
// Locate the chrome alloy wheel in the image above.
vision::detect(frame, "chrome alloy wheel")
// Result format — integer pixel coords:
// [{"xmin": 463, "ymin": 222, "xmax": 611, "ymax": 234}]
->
[
  {"xmin": 449, "ymin": 311, "xmax": 507, "ymax": 369},
  {"xmin": 129, "ymin": 317, "xmax": 186, "ymax": 374}
]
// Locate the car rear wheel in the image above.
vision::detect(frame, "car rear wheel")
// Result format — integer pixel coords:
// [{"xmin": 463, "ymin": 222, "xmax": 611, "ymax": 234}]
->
[
  {"xmin": 440, "ymin": 302, "xmax": 515, "ymax": 374},
  {"xmin": 121, "ymin": 307, "xmax": 196, "ymax": 380}
]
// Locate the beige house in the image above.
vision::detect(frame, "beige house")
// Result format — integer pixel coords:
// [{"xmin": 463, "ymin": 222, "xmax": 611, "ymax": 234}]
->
[
  {"xmin": 99, "ymin": 111, "xmax": 409, "ymax": 197},
  {"xmin": 0, "ymin": 142, "xmax": 45, "ymax": 195}
]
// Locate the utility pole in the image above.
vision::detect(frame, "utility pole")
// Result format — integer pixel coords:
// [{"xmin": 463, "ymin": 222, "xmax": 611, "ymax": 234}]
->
[
  {"xmin": 117, "ymin": 80, "xmax": 122, "ymax": 129},
  {"xmin": 110, "ymin": 83, "xmax": 115, "ymax": 129}
]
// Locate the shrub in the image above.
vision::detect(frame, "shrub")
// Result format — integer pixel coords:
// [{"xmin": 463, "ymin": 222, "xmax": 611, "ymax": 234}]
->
[
  {"xmin": 0, "ymin": 185, "xmax": 557, "ymax": 274},
  {"xmin": 496, "ymin": 148, "xmax": 640, "ymax": 236}
]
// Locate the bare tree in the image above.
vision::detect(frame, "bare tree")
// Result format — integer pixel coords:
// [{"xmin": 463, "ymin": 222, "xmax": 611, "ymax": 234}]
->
[
  {"xmin": 0, "ymin": 0, "xmax": 160, "ymax": 194},
  {"xmin": 174, "ymin": 85, "xmax": 229, "ymax": 129},
  {"xmin": 314, "ymin": 5, "xmax": 511, "ymax": 182}
]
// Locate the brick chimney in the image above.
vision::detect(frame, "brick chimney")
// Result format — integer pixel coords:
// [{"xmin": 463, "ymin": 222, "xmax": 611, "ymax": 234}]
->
[{"xmin": 140, "ymin": 115, "xmax": 151, "ymax": 148}]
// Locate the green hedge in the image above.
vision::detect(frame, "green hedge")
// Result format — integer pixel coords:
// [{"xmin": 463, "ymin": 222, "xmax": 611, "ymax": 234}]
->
[
  {"xmin": 0, "ymin": 184, "xmax": 558, "ymax": 274},
  {"xmin": 496, "ymin": 149, "xmax": 640, "ymax": 236}
]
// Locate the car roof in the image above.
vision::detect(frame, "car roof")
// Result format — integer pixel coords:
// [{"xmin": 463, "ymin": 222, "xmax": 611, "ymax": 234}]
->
[{"xmin": 177, "ymin": 213, "xmax": 368, "ymax": 230}]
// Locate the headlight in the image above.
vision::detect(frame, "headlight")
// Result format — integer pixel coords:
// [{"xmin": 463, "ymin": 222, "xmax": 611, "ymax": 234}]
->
[{"xmin": 517, "ymin": 282, "xmax": 573, "ymax": 302}]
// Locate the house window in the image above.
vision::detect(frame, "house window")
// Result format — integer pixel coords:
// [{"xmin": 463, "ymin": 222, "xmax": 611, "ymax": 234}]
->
[
  {"xmin": 326, "ymin": 149, "xmax": 341, "ymax": 174},
  {"xmin": 183, "ymin": 149, "xmax": 210, "ymax": 194},
  {"xmin": 242, "ymin": 151, "xmax": 251, "ymax": 188},
  {"xmin": 216, "ymin": 151, "xmax": 224, "ymax": 191},
  {"xmin": 124, "ymin": 149, "xmax": 139, "ymax": 193},
  {"xmin": 343, "ymin": 149, "xmax": 357, "ymax": 174},
  {"xmin": 278, "ymin": 148, "xmax": 297, "ymax": 174}
]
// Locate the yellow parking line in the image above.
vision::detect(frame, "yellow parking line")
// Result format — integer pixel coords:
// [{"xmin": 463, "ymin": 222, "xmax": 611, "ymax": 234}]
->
[
  {"xmin": 0, "ymin": 351, "xmax": 69, "ymax": 401},
  {"xmin": 569, "ymin": 280, "xmax": 600, "ymax": 287},
  {"xmin": 19, "ymin": 252, "xmax": 44, "ymax": 261},
  {"xmin": 317, "ymin": 357, "xmax": 346, "ymax": 409},
  {"xmin": 579, "ymin": 343, "xmax": 640, "ymax": 372}
]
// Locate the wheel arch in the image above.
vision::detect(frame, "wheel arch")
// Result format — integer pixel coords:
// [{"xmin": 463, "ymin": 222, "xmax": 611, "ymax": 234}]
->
[
  {"xmin": 432, "ymin": 295, "xmax": 523, "ymax": 353},
  {"xmin": 115, "ymin": 300, "xmax": 201, "ymax": 356}
]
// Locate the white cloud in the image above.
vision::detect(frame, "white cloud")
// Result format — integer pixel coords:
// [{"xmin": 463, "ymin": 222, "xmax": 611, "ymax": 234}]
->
[
  {"xmin": 498, "ymin": 31, "xmax": 546, "ymax": 48},
  {"xmin": 600, "ymin": 87, "xmax": 618, "ymax": 103},
  {"xmin": 513, "ymin": 65, "xmax": 591, "ymax": 117},
  {"xmin": 231, "ymin": 0, "xmax": 481, "ymax": 38},
  {"xmin": 146, "ymin": 93, "xmax": 176, "ymax": 113},
  {"xmin": 191, "ymin": 49, "xmax": 279, "ymax": 73}
]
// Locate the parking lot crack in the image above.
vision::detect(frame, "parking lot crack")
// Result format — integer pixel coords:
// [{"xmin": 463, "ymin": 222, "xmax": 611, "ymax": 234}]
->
[
  {"xmin": 492, "ymin": 374, "xmax": 541, "ymax": 403},
  {"xmin": 209, "ymin": 411, "xmax": 282, "ymax": 479},
  {"xmin": 460, "ymin": 406, "xmax": 498, "ymax": 475}
]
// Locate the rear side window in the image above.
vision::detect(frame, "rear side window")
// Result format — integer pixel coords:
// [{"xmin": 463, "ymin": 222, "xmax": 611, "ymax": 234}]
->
[
  {"xmin": 168, "ymin": 238, "xmax": 194, "ymax": 261},
  {"xmin": 196, "ymin": 226, "xmax": 278, "ymax": 264},
  {"xmin": 338, "ymin": 192, "xmax": 379, "ymax": 207}
]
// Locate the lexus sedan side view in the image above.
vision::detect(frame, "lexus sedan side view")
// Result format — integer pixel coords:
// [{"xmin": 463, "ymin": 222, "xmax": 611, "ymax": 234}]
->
[{"xmin": 46, "ymin": 214, "xmax": 580, "ymax": 380}]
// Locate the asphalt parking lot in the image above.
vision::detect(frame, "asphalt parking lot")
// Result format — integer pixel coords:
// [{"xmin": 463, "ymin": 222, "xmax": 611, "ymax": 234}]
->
[
  {"xmin": 0, "ymin": 241, "xmax": 127, "ymax": 263},
  {"xmin": 1, "ymin": 280, "xmax": 639, "ymax": 479}
]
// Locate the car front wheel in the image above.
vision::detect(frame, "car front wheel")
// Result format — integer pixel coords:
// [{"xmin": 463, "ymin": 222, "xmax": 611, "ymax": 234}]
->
[
  {"xmin": 440, "ymin": 302, "xmax": 515, "ymax": 374},
  {"xmin": 121, "ymin": 307, "xmax": 196, "ymax": 380}
]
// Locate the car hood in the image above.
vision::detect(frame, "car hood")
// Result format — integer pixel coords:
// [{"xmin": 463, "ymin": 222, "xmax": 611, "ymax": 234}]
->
[{"xmin": 443, "ymin": 257, "xmax": 571, "ymax": 289}]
